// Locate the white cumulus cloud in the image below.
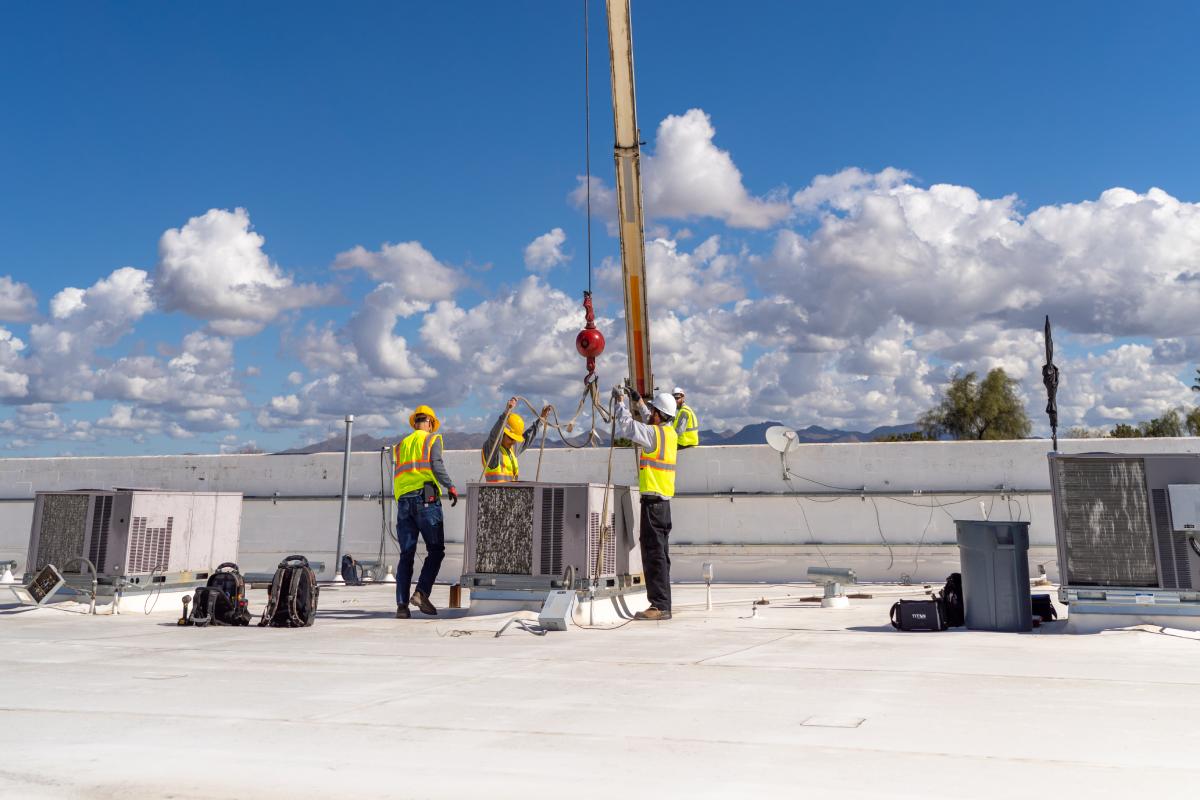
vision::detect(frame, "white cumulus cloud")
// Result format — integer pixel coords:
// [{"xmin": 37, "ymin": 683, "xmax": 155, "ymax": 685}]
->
[
  {"xmin": 156, "ymin": 208, "xmax": 334, "ymax": 336},
  {"xmin": 523, "ymin": 228, "xmax": 569, "ymax": 272}
]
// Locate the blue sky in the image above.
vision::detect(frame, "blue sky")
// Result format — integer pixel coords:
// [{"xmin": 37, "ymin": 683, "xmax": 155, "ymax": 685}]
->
[{"xmin": 2, "ymin": 1, "xmax": 1200, "ymax": 455}]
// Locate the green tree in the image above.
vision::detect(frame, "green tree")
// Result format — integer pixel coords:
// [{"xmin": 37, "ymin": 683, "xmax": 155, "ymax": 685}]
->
[
  {"xmin": 1191, "ymin": 368, "xmax": 1200, "ymax": 393},
  {"xmin": 1064, "ymin": 426, "xmax": 1097, "ymax": 439},
  {"xmin": 919, "ymin": 368, "xmax": 1032, "ymax": 440},
  {"xmin": 1140, "ymin": 409, "xmax": 1184, "ymax": 437},
  {"xmin": 873, "ymin": 431, "xmax": 936, "ymax": 442},
  {"xmin": 1108, "ymin": 409, "xmax": 1188, "ymax": 438},
  {"xmin": 1187, "ymin": 407, "xmax": 1200, "ymax": 437}
]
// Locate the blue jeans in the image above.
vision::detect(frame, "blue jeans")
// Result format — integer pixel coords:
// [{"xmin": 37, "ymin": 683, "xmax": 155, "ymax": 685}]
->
[{"xmin": 395, "ymin": 493, "xmax": 446, "ymax": 606}]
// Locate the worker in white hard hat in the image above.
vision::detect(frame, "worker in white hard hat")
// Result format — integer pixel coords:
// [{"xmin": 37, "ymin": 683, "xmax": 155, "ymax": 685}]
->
[
  {"xmin": 671, "ymin": 386, "xmax": 699, "ymax": 449},
  {"xmin": 481, "ymin": 397, "xmax": 552, "ymax": 483},
  {"xmin": 611, "ymin": 385, "xmax": 678, "ymax": 621}
]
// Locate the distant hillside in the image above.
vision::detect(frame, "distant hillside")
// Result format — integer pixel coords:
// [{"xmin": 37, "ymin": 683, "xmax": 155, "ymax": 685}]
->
[{"xmin": 275, "ymin": 420, "xmax": 921, "ymax": 454}]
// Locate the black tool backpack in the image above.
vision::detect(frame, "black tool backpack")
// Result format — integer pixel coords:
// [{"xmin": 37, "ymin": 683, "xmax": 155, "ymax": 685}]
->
[
  {"xmin": 259, "ymin": 555, "xmax": 320, "ymax": 628},
  {"xmin": 187, "ymin": 563, "xmax": 251, "ymax": 627},
  {"xmin": 340, "ymin": 554, "xmax": 364, "ymax": 586},
  {"xmin": 940, "ymin": 572, "xmax": 965, "ymax": 628}
]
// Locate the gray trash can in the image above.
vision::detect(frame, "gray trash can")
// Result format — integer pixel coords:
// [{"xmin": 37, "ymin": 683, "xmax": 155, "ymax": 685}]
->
[{"xmin": 955, "ymin": 521, "xmax": 1032, "ymax": 632}]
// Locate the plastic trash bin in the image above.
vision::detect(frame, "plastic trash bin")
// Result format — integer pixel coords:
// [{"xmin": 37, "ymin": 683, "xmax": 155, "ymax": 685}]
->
[{"xmin": 954, "ymin": 520, "xmax": 1032, "ymax": 632}]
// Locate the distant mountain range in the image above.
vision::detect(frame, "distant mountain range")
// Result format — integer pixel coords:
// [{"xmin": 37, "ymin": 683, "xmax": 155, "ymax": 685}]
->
[{"xmin": 274, "ymin": 421, "xmax": 921, "ymax": 454}]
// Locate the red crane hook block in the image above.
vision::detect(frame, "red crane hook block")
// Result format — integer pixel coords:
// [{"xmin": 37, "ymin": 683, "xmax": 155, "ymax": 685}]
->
[{"xmin": 576, "ymin": 291, "xmax": 605, "ymax": 378}]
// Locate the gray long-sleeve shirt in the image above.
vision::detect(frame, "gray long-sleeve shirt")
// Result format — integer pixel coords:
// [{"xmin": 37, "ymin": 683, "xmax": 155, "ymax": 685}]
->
[
  {"xmin": 428, "ymin": 437, "xmax": 455, "ymax": 492},
  {"xmin": 613, "ymin": 398, "xmax": 656, "ymax": 450},
  {"xmin": 482, "ymin": 411, "xmax": 542, "ymax": 469}
]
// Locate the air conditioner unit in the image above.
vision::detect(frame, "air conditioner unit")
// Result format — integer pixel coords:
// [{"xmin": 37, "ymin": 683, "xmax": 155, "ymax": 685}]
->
[
  {"xmin": 461, "ymin": 482, "xmax": 644, "ymax": 601},
  {"xmin": 1049, "ymin": 453, "xmax": 1200, "ymax": 619},
  {"xmin": 25, "ymin": 489, "xmax": 243, "ymax": 596}
]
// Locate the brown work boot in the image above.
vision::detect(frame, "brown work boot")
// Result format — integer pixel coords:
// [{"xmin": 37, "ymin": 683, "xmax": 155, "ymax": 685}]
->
[
  {"xmin": 634, "ymin": 607, "xmax": 671, "ymax": 621},
  {"xmin": 395, "ymin": 606, "xmax": 411, "ymax": 619},
  {"xmin": 410, "ymin": 589, "xmax": 438, "ymax": 616}
]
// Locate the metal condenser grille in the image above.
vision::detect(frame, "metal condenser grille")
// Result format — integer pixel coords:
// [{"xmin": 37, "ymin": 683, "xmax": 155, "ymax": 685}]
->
[
  {"xmin": 475, "ymin": 486, "xmax": 534, "ymax": 574},
  {"xmin": 35, "ymin": 494, "xmax": 90, "ymax": 572},
  {"xmin": 1054, "ymin": 458, "xmax": 1158, "ymax": 587}
]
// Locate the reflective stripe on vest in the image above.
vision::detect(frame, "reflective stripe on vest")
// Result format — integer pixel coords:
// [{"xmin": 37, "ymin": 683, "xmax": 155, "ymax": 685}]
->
[
  {"xmin": 674, "ymin": 405, "xmax": 699, "ymax": 447},
  {"xmin": 638, "ymin": 424, "xmax": 678, "ymax": 498},
  {"xmin": 481, "ymin": 445, "xmax": 519, "ymax": 483},
  {"xmin": 393, "ymin": 430, "xmax": 442, "ymax": 497}
]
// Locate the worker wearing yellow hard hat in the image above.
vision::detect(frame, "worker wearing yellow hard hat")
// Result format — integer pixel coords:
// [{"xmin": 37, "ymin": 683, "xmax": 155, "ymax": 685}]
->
[
  {"xmin": 482, "ymin": 397, "xmax": 551, "ymax": 483},
  {"xmin": 391, "ymin": 404, "xmax": 457, "ymax": 620}
]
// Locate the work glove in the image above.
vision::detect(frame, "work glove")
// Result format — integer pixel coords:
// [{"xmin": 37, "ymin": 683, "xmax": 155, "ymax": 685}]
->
[
  {"xmin": 448, "ymin": 486, "xmax": 459, "ymax": 507},
  {"xmin": 611, "ymin": 385, "xmax": 624, "ymax": 402},
  {"xmin": 627, "ymin": 386, "xmax": 641, "ymax": 403}
]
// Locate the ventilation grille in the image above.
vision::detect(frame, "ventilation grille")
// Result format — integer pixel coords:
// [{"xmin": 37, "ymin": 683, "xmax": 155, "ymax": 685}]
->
[
  {"xmin": 127, "ymin": 516, "xmax": 173, "ymax": 574},
  {"xmin": 539, "ymin": 487, "xmax": 564, "ymax": 577},
  {"xmin": 587, "ymin": 511, "xmax": 617, "ymax": 578},
  {"xmin": 35, "ymin": 494, "xmax": 90, "ymax": 572},
  {"xmin": 1053, "ymin": 458, "xmax": 1158, "ymax": 587},
  {"xmin": 474, "ymin": 486, "xmax": 534, "ymax": 574},
  {"xmin": 1152, "ymin": 489, "xmax": 1193, "ymax": 590},
  {"xmin": 87, "ymin": 494, "xmax": 114, "ymax": 573}
]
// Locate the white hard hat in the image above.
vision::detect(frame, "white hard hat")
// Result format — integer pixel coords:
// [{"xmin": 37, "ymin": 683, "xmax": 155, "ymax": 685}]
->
[
  {"xmin": 651, "ymin": 392, "xmax": 677, "ymax": 420},
  {"xmin": 672, "ymin": 386, "xmax": 685, "ymax": 396}
]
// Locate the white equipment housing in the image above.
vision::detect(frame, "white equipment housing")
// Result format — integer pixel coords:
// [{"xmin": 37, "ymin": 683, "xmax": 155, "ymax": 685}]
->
[
  {"xmin": 1049, "ymin": 453, "xmax": 1200, "ymax": 625},
  {"xmin": 462, "ymin": 482, "xmax": 645, "ymax": 609},
  {"xmin": 25, "ymin": 489, "xmax": 243, "ymax": 596}
]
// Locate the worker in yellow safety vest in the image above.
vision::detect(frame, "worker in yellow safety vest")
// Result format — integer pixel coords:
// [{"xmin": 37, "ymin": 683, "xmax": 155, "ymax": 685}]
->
[
  {"xmin": 612, "ymin": 385, "xmax": 678, "ymax": 621},
  {"xmin": 481, "ymin": 397, "xmax": 551, "ymax": 483},
  {"xmin": 671, "ymin": 386, "xmax": 699, "ymax": 449},
  {"xmin": 391, "ymin": 404, "xmax": 458, "ymax": 620}
]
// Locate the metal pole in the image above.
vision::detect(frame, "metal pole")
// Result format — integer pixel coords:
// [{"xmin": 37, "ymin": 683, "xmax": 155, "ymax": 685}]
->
[{"xmin": 333, "ymin": 414, "xmax": 354, "ymax": 585}]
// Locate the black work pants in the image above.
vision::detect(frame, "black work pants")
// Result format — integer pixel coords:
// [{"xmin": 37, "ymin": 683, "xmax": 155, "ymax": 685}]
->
[{"xmin": 640, "ymin": 496, "xmax": 673, "ymax": 612}]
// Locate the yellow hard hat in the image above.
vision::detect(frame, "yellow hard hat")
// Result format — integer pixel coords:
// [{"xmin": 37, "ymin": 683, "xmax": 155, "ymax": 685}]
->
[
  {"xmin": 409, "ymin": 404, "xmax": 440, "ymax": 433},
  {"xmin": 503, "ymin": 412, "xmax": 525, "ymax": 441}
]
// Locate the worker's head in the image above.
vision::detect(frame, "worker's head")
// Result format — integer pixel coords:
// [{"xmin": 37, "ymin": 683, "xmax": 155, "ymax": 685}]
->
[
  {"xmin": 502, "ymin": 412, "xmax": 525, "ymax": 449},
  {"xmin": 409, "ymin": 404, "xmax": 440, "ymax": 433},
  {"xmin": 672, "ymin": 386, "xmax": 685, "ymax": 406},
  {"xmin": 649, "ymin": 392, "xmax": 677, "ymax": 425}
]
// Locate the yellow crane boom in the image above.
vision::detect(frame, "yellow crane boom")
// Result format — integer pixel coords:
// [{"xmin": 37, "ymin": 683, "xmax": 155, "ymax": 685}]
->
[{"xmin": 605, "ymin": 0, "xmax": 654, "ymax": 398}]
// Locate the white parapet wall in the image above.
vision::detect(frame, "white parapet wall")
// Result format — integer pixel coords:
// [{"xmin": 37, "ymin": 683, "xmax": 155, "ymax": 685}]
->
[{"xmin": 2, "ymin": 437, "xmax": 1198, "ymax": 583}]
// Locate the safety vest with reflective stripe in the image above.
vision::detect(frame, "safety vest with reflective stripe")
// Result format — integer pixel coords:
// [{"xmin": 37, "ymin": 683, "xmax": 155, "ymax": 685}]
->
[
  {"xmin": 393, "ymin": 430, "xmax": 443, "ymax": 497},
  {"xmin": 638, "ymin": 424, "xmax": 678, "ymax": 498},
  {"xmin": 674, "ymin": 404, "xmax": 699, "ymax": 447},
  {"xmin": 482, "ymin": 445, "xmax": 519, "ymax": 483}
]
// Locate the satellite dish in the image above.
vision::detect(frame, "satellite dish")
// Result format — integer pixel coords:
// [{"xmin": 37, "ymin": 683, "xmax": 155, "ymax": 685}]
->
[{"xmin": 765, "ymin": 425, "xmax": 798, "ymax": 454}]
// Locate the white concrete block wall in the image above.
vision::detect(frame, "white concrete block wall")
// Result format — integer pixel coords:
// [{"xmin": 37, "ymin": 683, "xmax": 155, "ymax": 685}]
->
[{"xmin": 1, "ymin": 437, "xmax": 1196, "ymax": 582}]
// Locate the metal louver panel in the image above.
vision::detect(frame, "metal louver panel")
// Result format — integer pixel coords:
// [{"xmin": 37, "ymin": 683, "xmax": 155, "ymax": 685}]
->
[
  {"xmin": 540, "ymin": 487, "xmax": 564, "ymax": 577},
  {"xmin": 1053, "ymin": 458, "xmax": 1158, "ymax": 587},
  {"xmin": 474, "ymin": 486, "xmax": 534, "ymax": 574},
  {"xmin": 587, "ymin": 511, "xmax": 617, "ymax": 577},
  {"xmin": 87, "ymin": 494, "xmax": 113, "ymax": 573},
  {"xmin": 127, "ymin": 516, "xmax": 174, "ymax": 574},
  {"xmin": 1151, "ymin": 489, "xmax": 1193, "ymax": 589},
  {"xmin": 36, "ymin": 494, "xmax": 90, "ymax": 572}
]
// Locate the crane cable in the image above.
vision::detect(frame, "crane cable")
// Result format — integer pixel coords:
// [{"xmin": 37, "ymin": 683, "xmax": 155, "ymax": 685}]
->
[{"xmin": 583, "ymin": 0, "xmax": 593, "ymax": 294}]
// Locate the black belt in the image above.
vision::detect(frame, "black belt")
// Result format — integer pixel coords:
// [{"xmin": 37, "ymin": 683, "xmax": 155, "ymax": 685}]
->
[{"xmin": 641, "ymin": 494, "xmax": 669, "ymax": 503}]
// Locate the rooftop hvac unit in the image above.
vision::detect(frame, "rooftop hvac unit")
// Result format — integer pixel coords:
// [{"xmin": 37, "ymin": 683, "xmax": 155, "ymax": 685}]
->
[
  {"xmin": 462, "ymin": 482, "xmax": 643, "ymax": 600},
  {"xmin": 1049, "ymin": 453, "xmax": 1200, "ymax": 617},
  {"xmin": 25, "ymin": 489, "xmax": 242, "ymax": 595}
]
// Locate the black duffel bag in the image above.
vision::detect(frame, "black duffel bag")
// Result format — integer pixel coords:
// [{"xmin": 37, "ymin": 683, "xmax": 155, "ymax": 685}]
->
[{"xmin": 890, "ymin": 598, "xmax": 947, "ymax": 631}]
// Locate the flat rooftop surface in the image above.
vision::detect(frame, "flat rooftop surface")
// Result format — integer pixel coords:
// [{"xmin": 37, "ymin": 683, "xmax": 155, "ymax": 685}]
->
[{"xmin": 2, "ymin": 582, "xmax": 1198, "ymax": 799}]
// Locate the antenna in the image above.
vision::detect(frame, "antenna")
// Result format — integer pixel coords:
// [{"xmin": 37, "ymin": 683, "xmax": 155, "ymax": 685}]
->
[
  {"xmin": 765, "ymin": 426, "xmax": 798, "ymax": 454},
  {"xmin": 766, "ymin": 426, "xmax": 799, "ymax": 482}
]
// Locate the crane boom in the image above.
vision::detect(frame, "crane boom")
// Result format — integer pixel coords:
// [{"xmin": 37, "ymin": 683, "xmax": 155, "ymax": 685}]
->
[{"xmin": 605, "ymin": 0, "xmax": 654, "ymax": 398}]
